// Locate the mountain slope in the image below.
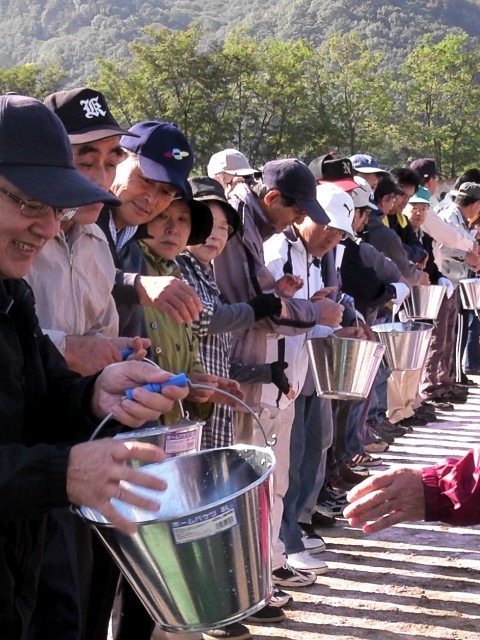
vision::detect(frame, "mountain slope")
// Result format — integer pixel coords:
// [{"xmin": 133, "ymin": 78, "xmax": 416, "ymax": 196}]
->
[{"xmin": 0, "ymin": 0, "xmax": 479, "ymax": 85}]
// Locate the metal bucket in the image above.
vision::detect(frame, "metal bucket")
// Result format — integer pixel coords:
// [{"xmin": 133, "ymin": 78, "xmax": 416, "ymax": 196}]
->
[
  {"xmin": 113, "ymin": 418, "xmax": 204, "ymax": 463},
  {"xmin": 306, "ymin": 335, "xmax": 386, "ymax": 400},
  {"xmin": 77, "ymin": 445, "xmax": 275, "ymax": 633},
  {"xmin": 403, "ymin": 284, "xmax": 446, "ymax": 320},
  {"xmin": 459, "ymin": 278, "xmax": 480, "ymax": 310},
  {"xmin": 372, "ymin": 321, "xmax": 433, "ymax": 370}
]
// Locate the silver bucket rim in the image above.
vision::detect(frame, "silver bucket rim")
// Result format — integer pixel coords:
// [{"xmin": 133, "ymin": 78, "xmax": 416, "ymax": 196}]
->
[{"xmin": 76, "ymin": 444, "xmax": 276, "ymax": 527}]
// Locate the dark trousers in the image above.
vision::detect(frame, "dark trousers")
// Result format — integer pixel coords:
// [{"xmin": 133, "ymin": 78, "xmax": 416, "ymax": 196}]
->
[
  {"xmin": 112, "ymin": 577, "xmax": 155, "ymax": 640},
  {"xmin": 27, "ymin": 508, "xmax": 119, "ymax": 640}
]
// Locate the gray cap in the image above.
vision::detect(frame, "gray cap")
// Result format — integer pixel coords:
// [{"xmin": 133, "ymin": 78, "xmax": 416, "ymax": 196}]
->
[{"xmin": 457, "ymin": 182, "xmax": 480, "ymax": 200}]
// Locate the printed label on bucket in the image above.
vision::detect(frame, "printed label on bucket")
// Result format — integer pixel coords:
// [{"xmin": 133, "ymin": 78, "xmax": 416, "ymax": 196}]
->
[
  {"xmin": 164, "ymin": 429, "xmax": 198, "ymax": 454},
  {"xmin": 170, "ymin": 502, "xmax": 238, "ymax": 543}
]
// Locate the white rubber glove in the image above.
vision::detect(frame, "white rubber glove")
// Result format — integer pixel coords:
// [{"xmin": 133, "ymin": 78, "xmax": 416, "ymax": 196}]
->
[
  {"xmin": 438, "ymin": 277, "xmax": 454, "ymax": 299},
  {"xmin": 391, "ymin": 282, "xmax": 410, "ymax": 305}
]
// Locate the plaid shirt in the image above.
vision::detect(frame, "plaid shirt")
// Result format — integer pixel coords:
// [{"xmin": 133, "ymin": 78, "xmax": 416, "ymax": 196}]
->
[{"xmin": 178, "ymin": 251, "xmax": 235, "ymax": 448}]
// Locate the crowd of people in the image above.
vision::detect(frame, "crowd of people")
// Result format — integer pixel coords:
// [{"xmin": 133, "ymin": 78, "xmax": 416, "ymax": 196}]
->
[{"xmin": 1, "ymin": 85, "xmax": 480, "ymax": 640}]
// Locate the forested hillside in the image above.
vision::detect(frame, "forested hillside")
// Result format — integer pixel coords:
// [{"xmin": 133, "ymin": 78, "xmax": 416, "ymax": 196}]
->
[{"xmin": 1, "ymin": 0, "xmax": 480, "ymax": 85}]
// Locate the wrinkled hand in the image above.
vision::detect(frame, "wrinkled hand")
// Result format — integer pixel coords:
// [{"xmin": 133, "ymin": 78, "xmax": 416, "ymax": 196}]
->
[
  {"xmin": 136, "ymin": 275, "xmax": 203, "ymax": 325},
  {"xmin": 310, "ymin": 286, "xmax": 338, "ymax": 302},
  {"xmin": 313, "ymin": 298, "xmax": 344, "ymax": 327},
  {"xmin": 343, "ymin": 467, "xmax": 426, "ymax": 534},
  {"xmin": 111, "ymin": 336, "xmax": 150, "ymax": 361},
  {"xmin": 65, "ymin": 335, "xmax": 127, "ymax": 375},
  {"xmin": 211, "ymin": 376, "xmax": 246, "ymax": 407},
  {"xmin": 274, "ymin": 274, "xmax": 304, "ymax": 299},
  {"xmin": 465, "ymin": 250, "xmax": 480, "ymax": 271},
  {"xmin": 415, "ymin": 255, "xmax": 428, "ymax": 270},
  {"xmin": 416, "ymin": 270, "xmax": 430, "ymax": 286},
  {"xmin": 334, "ymin": 326, "xmax": 367, "ymax": 340},
  {"xmin": 357, "ymin": 321, "xmax": 376, "ymax": 341},
  {"xmin": 186, "ymin": 372, "xmax": 218, "ymax": 403},
  {"xmin": 68, "ymin": 439, "xmax": 168, "ymax": 535},
  {"xmin": 91, "ymin": 361, "xmax": 189, "ymax": 427}
]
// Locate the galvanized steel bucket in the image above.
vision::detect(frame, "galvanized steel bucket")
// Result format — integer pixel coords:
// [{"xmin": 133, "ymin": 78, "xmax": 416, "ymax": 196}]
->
[
  {"xmin": 372, "ymin": 321, "xmax": 433, "ymax": 370},
  {"xmin": 113, "ymin": 418, "xmax": 204, "ymax": 463},
  {"xmin": 306, "ymin": 335, "xmax": 386, "ymax": 400},
  {"xmin": 403, "ymin": 284, "xmax": 446, "ymax": 320},
  {"xmin": 459, "ymin": 278, "xmax": 480, "ymax": 310},
  {"xmin": 77, "ymin": 445, "xmax": 275, "ymax": 633}
]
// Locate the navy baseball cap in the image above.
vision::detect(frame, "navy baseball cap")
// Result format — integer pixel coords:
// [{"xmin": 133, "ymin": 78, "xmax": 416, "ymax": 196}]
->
[
  {"xmin": 44, "ymin": 87, "xmax": 137, "ymax": 144},
  {"xmin": 262, "ymin": 158, "xmax": 329, "ymax": 224},
  {"xmin": 350, "ymin": 153, "xmax": 388, "ymax": 174},
  {"xmin": 120, "ymin": 121, "xmax": 194, "ymax": 197},
  {"xmin": 409, "ymin": 158, "xmax": 439, "ymax": 180},
  {"xmin": 0, "ymin": 93, "xmax": 120, "ymax": 208}
]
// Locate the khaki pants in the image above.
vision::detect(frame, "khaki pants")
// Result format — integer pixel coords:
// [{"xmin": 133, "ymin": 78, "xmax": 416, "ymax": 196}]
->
[
  {"xmin": 387, "ymin": 369, "xmax": 422, "ymax": 424},
  {"xmin": 235, "ymin": 405, "xmax": 295, "ymax": 568}
]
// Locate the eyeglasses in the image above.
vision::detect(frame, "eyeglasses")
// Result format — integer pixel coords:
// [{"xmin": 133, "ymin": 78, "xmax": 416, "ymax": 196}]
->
[
  {"xmin": 0, "ymin": 185, "xmax": 77, "ymax": 222},
  {"xmin": 323, "ymin": 225, "xmax": 347, "ymax": 240},
  {"xmin": 211, "ymin": 223, "xmax": 234, "ymax": 236}
]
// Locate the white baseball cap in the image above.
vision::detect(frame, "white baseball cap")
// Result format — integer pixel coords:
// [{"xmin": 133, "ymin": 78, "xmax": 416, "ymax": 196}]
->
[
  {"xmin": 316, "ymin": 183, "xmax": 355, "ymax": 239},
  {"xmin": 350, "ymin": 176, "xmax": 379, "ymax": 210},
  {"xmin": 207, "ymin": 148, "xmax": 256, "ymax": 177}
]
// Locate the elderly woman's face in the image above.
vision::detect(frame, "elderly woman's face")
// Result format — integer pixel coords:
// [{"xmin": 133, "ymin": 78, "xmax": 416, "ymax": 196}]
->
[{"xmin": 188, "ymin": 202, "xmax": 230, "ymax": 267}]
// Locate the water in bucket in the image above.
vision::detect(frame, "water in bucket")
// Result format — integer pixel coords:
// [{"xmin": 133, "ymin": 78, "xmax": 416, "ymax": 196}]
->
[{"xmin": 77, "ymin": 445, "xmax": 275, "ymax": 633}]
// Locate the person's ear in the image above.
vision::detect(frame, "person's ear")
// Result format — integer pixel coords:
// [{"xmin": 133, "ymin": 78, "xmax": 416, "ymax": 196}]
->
[{"xmin": 264, "ymin": 189, "xmax": 281, "ymax": 205}]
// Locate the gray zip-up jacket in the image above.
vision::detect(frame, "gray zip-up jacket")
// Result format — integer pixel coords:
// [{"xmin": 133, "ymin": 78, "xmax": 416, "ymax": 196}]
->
[{"xmin": 213, "ymin": 184, "xmax": 322, "ymax": 411}]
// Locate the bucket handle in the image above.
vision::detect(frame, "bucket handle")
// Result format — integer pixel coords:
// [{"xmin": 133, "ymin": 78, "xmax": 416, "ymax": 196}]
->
[
  {"xmin": 89, "ymin": 359, "xmax": 273, "ymax": 449},
  {"xmin": 188, "ymin": 382, "xmax": 274, "ymax": 448}
]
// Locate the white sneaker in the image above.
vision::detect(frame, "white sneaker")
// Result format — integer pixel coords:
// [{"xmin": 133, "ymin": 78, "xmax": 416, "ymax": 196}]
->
[
  {"xmin": 301, "ymin": 534, "xmax": 326, "ymax": 553},
  {"xmin": 272, "ymin": 561, "xmax": 317, "ymax": 587},
  {"xmin": 287, "ymin": 550, "xmax": 328, "ymax": 575}
]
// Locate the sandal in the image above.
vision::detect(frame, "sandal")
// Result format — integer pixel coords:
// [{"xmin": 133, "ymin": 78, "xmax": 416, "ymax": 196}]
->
[{"xmin": 350, "ymin": 452, "xmax": 383, "ymax": 468}]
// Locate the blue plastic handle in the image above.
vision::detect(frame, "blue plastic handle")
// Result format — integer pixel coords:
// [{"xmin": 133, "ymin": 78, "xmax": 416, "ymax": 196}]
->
[
  {"xmin": 124, "ymin": 373, "xmax": 189, "ymax": 400},
  {"xmin": 120, "ymin": 348, "xmax": 134, "ymax": 360}
]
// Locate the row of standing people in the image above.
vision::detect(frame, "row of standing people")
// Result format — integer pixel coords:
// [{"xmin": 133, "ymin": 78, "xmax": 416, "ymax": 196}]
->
[{"xmin": 7, "ymin": 84, "xmax": 480, "ymax": 640}]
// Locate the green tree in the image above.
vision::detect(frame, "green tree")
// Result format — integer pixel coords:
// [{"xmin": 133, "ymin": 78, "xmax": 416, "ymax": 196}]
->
[
  {"xmin": 314, "ymin": 32, "xmax": 395, "ymax": 157},
  {"xmin": 95, "ymin": 25, "xmax": 326, "ymax": 169},
  {"xmin": 397, "ymin": 33, "xmax": 480, "ymax": 177},
  {"xmin": 0, "ymin": 62, "xmax": 67, "ymax": 98}
]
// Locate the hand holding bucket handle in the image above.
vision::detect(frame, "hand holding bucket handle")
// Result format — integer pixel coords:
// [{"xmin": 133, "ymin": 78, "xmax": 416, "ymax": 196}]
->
[
  {"xmin": 124, "ymin": 373, "xmax": 189, "ymax": 399},
  {"xmin": 89, "ymin": 371, "xmax": 189, "ymax": 441}
]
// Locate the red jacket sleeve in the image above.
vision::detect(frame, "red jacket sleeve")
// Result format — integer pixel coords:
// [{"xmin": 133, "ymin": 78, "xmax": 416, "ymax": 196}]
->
[{"xmin": 422, "ymin": 448, "xmax": 480, "ymax": 526}]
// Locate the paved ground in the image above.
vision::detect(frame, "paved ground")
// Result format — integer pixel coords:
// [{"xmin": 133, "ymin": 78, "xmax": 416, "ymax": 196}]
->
[
  {"xmin": 244, "ymin": 379, "xmax": 480, "ymax": 639},
  {"xmin": 114, "ymin": 381, "xmax": 480, "ymax": 640}
]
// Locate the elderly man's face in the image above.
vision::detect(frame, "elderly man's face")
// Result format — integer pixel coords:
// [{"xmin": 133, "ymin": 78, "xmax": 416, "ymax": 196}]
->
[
  {"xmin": 66, "ymin": 135, "xmax": 125, "ymax": 227},
  {"xmin": 295, "ymin": 216, "xmax": 344, "ymax": 257},
  {"xmin": 0, "ymin": 177, "xmax": 60, "ymax": 279},
  {"xmin": 110, "ymin": 155, "xmax": 178, "ymax": 230},
  {"xmin": 263, "ymin": 190, "xmax": 306, "ymax": 232}
]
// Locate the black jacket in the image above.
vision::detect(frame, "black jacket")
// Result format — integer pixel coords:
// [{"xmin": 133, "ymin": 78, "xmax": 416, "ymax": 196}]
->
[
  {"xmin": 340, "ymin": 237, "xmax": 397, "ymax": 318},
  {"xmin": 0, "ymin": 278, "xmax": 98, "ymax": 636}
]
